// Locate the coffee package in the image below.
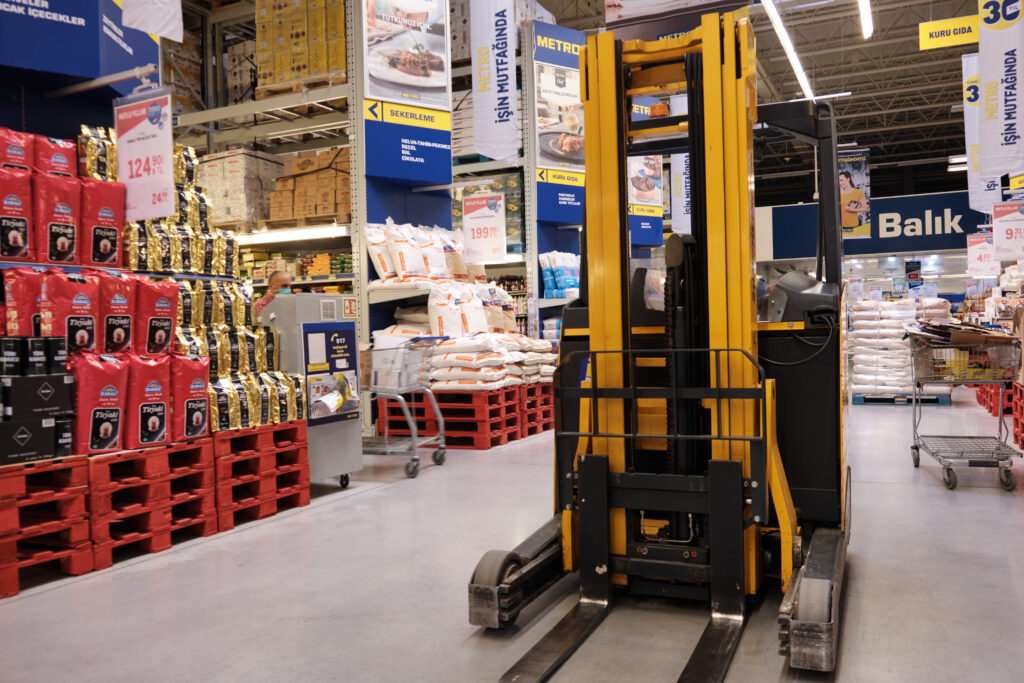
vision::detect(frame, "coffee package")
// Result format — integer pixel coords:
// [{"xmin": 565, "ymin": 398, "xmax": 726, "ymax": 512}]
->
[
  {"xmin": 123, "ymin": 353, "xmax": 170, "ymax": 449},
  {"xmin": 70, "ymin": 352, "xmax": 127, "ymax": 454},
  {"xmin": 40, "ymin": 270, "xmax": 99, "ymax": 352},
  {"xmin": 79, "ymin": 178, "xmax": 124, "ymax": 267},
  {"xmin": 0, "ymin": 167, "xmax": 33, "ymax": 261},
  {"xmin": 33, "ymin": 136, "xmax": 76, "ymax": 177},
  {"xmin": 170, "ymin": 353, "xmax": 209, "ymax": 441},
  {"xmin": 4, "ymin": 266, "xmax": 46, "ymax": 336},
  {"xmin": 135, "ymin": 278, "xmax": 177, "ymax": 354},
  {"xmin": 0, "ymin": 127, "xmax": 33, "ymax": 171},
  {"xmin": 95, "ymin": 270, "xmax": 136, "ymax": 353},
  {"xmin": 33, "ymin": 173, "xmax": 80, "ymax": 264}
]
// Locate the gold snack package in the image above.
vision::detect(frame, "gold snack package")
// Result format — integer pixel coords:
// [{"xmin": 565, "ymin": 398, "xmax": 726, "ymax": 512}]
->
[
  {"xmin": 176, "ymin": 224, "xmax": 196, "ymax": 273},
  {"xmin": 257, "ymin": 372, "xmax": 281, "ymax": 423},
  {"xmin": 176, "ymin": 281, "xmax": 199, "ymax": 327},
  {"xmin": 262, "ymin": 326, "xmax": 280, "ymax": 371},
  {"xmin": 229, "ymin": 283, "xmax": 254, "ymax": 328},
  {"xmin": 229, "ymin": 327, "xmax": 250, "ymax": 375},
  {"xmin": 175, "ymin": 326, "xmax": 208, "ymax": 356},
  {"xmin": 289, "ymin": 373, "xmax": 306, "ymax": 421},
  {"xmin": 212, "ymin": 232, "xmax": 226, "ymax": 276},
  {"xmin": 205, "ymin": 325, "xmax": 230, "ymax": 379},
  {"xmin": 230, "ymin": 375, "xmax": 254, "ymax": 428},
  {"xmin": 198, "ymin": 231, "xmax": 216, "ymax": 275},
  {"xmin": 211, "ymin": 283, "xmax": 235, "ymax": 327},
  {"xmin": 199, "ymin": 282, "xmax": 215, "ymax": 326},
  {"xmin": 241, "ymin": 326, "xmax": 265, "ymax": 374},
  {"xmin": 123, "ymin": 221, "xmax": 148, "ymax": 271},
  {"xmin": 240, "ymin": 374, "xmax": 270, "ymax": 427},
  {"xmin": 273, "ymin": 371, "xmax": 295, "ymax": 422},
  {"xmin": 165, "ymin": 225, "xmax": 183, "ymax": 272},
  {"xmin": 221, "ymin": 231, "xmax": 239, "ymax": 279},
  {"xmin": 187, "ymin": 188, "xmax": 200, "ymax": 231},
  {"xmin": 190, "ymin": 225, "xmax": 203, "ymax": 272},
  {"xmin": 144, "ymin": 221, "xmax": 167, "ymax": 272},
  {"xmin": 106, "ymin": 127, "xmax": 118, "ymax": 181},
  {"xmin": 78, "ymin": 125, "xmax": 114, "ymax": 181},
  {"xmin": 209, "ymin": 378, "xmax": 239, "ymax": 432},
  {"xmin": 207, "ymin": 384, "xmax": 219, "ymax": 432},
  {"xmin": 174, "ymin": 144, "xmax": 197, "ymax": 188},
  {"xmin": 195, "ymin": 187, "xmax": 211, "ymax": 233},
  {"xmin": 174, "ymin": 184, "xmax": 190, "ymax": 224}
]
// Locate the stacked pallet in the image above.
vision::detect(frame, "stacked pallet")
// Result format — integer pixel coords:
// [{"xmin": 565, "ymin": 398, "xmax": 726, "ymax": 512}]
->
[
  {"xmin": 0, "ymin": 457, "xmax": 93, "ymax": 598},
  {"xmin": 377, "ymin": 385, "xmax": 554, "ymax": 450},
  {"xmin": 213, "ymin": 421, "xmax": 310, "ymax": 531}
]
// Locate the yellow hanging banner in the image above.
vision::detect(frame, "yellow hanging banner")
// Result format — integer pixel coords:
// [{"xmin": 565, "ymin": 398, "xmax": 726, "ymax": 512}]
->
[
  {"xmin": 918, "ymin": 15, "xmax": 979, "ymax": 50},
  {"xmin": 1010, "ymin": 174, "xmax": 1024, "ymax": 192}
]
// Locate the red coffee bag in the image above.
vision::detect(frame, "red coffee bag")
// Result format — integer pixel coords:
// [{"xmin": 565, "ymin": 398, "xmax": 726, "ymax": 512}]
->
[
  {"xmin": 0, "ymin": 127, "xmax": 33, "ymax": 171},
  {"xmin": 170, "ymin": 353, "xmax": 209, "ymax": 442},
  {"xmin": 95, "ymin": 270, "xmax": 136, "ymax": 353},
  {"xmin": 4, "ymin": 266, "xmax": 46, "ymax": 336},
  {"xmin": 33, "ymin": 136, "xmax": 76, "ymax": 177},
  {"xmin": 70, "ymin": 352, "xmax": 127, "ymax": 454},
  {"xmin": 0, "ymin": 168, "xmax": 32, "ymax": 261},
  {"xmin": 40, "ymin": 270, "xmax": 99, "ymax": 352},
  {"xmin": 79, "ymin": 178, "xmax": 125, "ymax": 267},
  {"xmin": 135, "ymin": 278, "xmax": 178, "ymax": 354},
  {"xmin": 33, "ymin": 173, "xmax": 81, "ymax": 264},
  {"xmin": 123, "ymin": 353, "xmax": 170, "ymax": 449}
]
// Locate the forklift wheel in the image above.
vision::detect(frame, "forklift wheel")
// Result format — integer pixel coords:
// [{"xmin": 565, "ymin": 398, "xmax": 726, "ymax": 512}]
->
[
  {"xmin": 472, "ymin": 549, "xmax": 521, "ymax": 629},
  {"xmin": 942, "ymin": 468, "xmax": 957, "ymax": 490},
  {"xmin": 405, "ymin": 460, "xmax": 420, "ymax": 478},
  {"xmin": 999, "ymin": 468, "xmax": 1017, "ymax": 492},
  {"xmin": 339, "ymin": 474, "xmax": 350, "ymax": 489},
  {"xmin": 432, "ymin": 448, "xmax": 446, "ymax": 465},
  {"xmin": 911, "ymin": 446, "xmax": 920, "ymax": 468}
]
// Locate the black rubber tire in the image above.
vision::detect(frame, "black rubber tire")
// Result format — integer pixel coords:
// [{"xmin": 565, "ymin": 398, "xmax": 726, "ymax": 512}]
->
[
  {"xmin": 339, "ymin": 474, "xmax": 350, "ymax": 489},
  {"xmin": 471, "ymin": 549, "xmax": 521, "ymax": 630},
  {"xmin": 999, "ymin": 468, "xmax": 1017, "ymax": 492},
  {"xmin": 911, "ymin": 447, "xmax": 920, "ymax": 468},
  {"xmin": 405, "ymin": 460, "xmax": 419, "ymax": 478},
  {"xmin": 432, "ymin": 448, "xmax": 446, "ymax": 465},
  {"xmin": 942, "ymin": 468, "xmax": 957, "ymax": 490}
]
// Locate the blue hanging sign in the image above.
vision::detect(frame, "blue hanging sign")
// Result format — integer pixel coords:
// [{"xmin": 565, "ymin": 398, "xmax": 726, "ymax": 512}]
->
[
  {"xmin": 533, "ymin": 21, "xmax": 586, "ymax": 224},
  {"xmin": 364, "ymin": 99, "xmax": 452, "ymax": 186}
]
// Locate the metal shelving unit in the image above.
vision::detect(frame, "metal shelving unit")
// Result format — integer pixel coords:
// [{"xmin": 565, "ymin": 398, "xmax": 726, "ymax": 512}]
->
[{"xmin": 252, "ymin": 273, "xmax": 354, "ymax": 288}]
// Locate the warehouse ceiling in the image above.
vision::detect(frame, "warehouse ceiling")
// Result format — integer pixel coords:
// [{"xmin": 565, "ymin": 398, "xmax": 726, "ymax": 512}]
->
[{"xmin": 541, "ymin": 0, "xmax": 974, "ymax": 204}]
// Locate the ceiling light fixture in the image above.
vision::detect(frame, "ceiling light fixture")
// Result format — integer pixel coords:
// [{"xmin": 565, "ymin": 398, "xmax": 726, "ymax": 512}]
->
[
  {"xmin": 762, "ymin": 0, "xmax": 814, "ymax": 100},
  {"xmin": 948, "ymin": 154, "xmax": 967, "ymax": 164},
  {"xmin": 947, "ymin": 164, "xmax": 968, "ymax": 173},
  {"xmin": 857, "ymin": 0, "xmax": 873, "ymax": 39}
]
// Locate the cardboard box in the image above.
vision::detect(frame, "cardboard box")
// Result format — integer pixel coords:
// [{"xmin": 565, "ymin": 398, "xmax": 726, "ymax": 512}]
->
[
  {"xmin": 0, "ymin": 418, "xmax": 57, "ymax": 467},
  {"xmin": 336, "ymin": 174, "xmax": 350, "ymax": 190},
  {"xmin": 295, "ymin": 203, "xmax": 317, "ymax": 219},
  {"xmin": 287, "ymin": 7, "xmax": 307, "ymax": 40},
  {"xmin": 256, "ymin": 0, "xmax": 274, "ymax": 21},
  {"xmin": 270, "ymin": 191, "xmax": 293, "ymax": 209},
  {"xmin": 275, "ymin": 177, "xmax": 295, "ymax": 191},
  {"xmin": 316, "ymin": 201, "xmax": 335, "ymax": 216},
  {"xmin": 327, "ymin": 37, "xmax": 346, "ymax": 72},
  {"xmin": 2, "ymin": 374, "xmax": 75, "ymax": 420},
  {"xmin": 336, "ymin": 188, "xmax": 351, "ymax": 204},
  {"xmin": 309, "ymin": 41, "xmax": 328, "ymax": 75},
  {"xmin": 308, "ymin": 6, "xmax": 327, "ymax": 41},
  {"xmin": 270, "ymin": 204, "xmax": 295, "ymax": 221},
  {"xmin": 326, "ymin": 4, "xmax": 345, "ymax": 39},
  {"xmin": 294, "ymin": 186, "xmax": 311, "ymax": 206},
  {"xmin": 314, "ymin": 188, "xmax": 334, "ymax": 205},
  {"xmin": 317, "ymin": 178, "xmax": 336, "ymax": 195},
  {"xmin": 274, "ymin": 48, "xmax": 292, "ymax": 83},
  {"xmin": 287, "ymin": 157, "xmax": 319, "ymax": 175},
  {"xmin": 290, "ymin": 44, "xmax": 309, "ymax": 78}
]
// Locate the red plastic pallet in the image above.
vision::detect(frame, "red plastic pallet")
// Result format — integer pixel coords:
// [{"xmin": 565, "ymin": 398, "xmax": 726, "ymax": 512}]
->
[
  {"xmin": 0, "ymin": 517, "xmax": 91, "ymax": 566},
  {"xmin": 88, "ymin": 447, "xmax": 170, "ymax": 488},
  {"xmin": 377, "ymin": 418, "xmax": 438, "ymax": 437},
  {"xmin": 521, "ymin": 421, "xmax": 544, "ymax": 438},
  {"xmin": 275, "ymin": 464, "xmax": 310, "ymax": 493},
  {"xmin": 92, "ymin": 530, "xmax": 172, "ymax": 570},
  {"xmin": 432, "ymin": 387, "xmax": 519, "ymax": 408},
  {"xmin": 274, "ymin": 486, "xmax": 310, "ymax": 512},
  {"xmin": 214, "ymin": 450, "xmax": 276, "ymax": 482},
  {"xmin": 216, "ymin": 495, "xmax": 277, "ymax": 532},
  {"xmin": 168, "ymin": 467, "xmax": 215, "ymax": 504},
  {"xmin": 170, "ymin": 512, "xmax": 219, "ymax": 540},
  {"xmin": 269, "ymin": 420, "xmax": 307, "ymax": 448},
  {"xmin": 212, "ymin": 425, "xmax": 273, "ymax": 458},
  {"xmin": 442, "ymin": 429, "xmax": 510, "ymax": 450},
  {"xmin": 541, "ymin": 418, "xmax": 554, "ymax": 431},
  {"xmin": 0, "ymin": 456, "xmax": 88, "ymax": 501},
  {"xmin": 377, "ymin": 397, "xmax": 436, "ymax": 421},
  {"xmin": 274, "ymin": 445, "xmax": 309, "ymax": 470},
  {"xmin": 1, "ymin": 488, "xmax": 88, "ymax": 538},
  {"xmin": 91, "ymin": 506, "xmax": 172, "ymax": 544},
  {"xmin": 216, "ymin": 474, "xmax": 276, "ymax": 508},
  {"xmin": 170, "ymin": 490, "xmax": 216, "ymax": 518},
  {"xmin": 444, "ymin": 414, "xmax": 517, "ymax": 437},
  {"xmin": 0, "ymin": 542, "xmax": 93, "ymax": 598},
  {"xmin": 89, "ymin": 479, "xmax": 171, "ymax": 517},
  {"xmin": 167, "ymin": 438, "xmax": 215, "ymax": 474}
]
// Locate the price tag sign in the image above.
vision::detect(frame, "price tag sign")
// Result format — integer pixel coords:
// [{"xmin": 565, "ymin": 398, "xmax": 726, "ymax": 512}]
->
[
  {"xmin": 968, "ymin": 232, "xmax": 1000, "ymax": 276},
  {"xmin": 848, "ymin": 277, "xmax": 864, "ymax": 299},
  {"xmin": 993, "ymin": 203, "xmax": 1024, "ymax": 260},
  {"xmin": 113, "ymin": 88, "xmax": 174, "ymax": 221},
  {"xmin": 463, "ymin": 192, "xmax": 507, "ymax": 264},
  {"xmin": 868, "ymin": 285, "xmax": 883, "ymax": 301}
]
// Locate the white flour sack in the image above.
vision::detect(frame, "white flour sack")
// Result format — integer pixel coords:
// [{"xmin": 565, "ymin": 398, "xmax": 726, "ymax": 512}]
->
[
  {"xmin": 394, "ymin": 305, "xmax": 429, "ymax": 323},
  {"xmin": 429, "ymin": 365, "xmax": 511, "ymax": 381},
  {"xmin": 385, "ymin": 219, "xmax": 428, "ymax": 280},
  {"xmin": 364, "ymin": 223, "xmax": 396, "ymax": 280},
  {"xmin": 412, "ymin": 226, "xmax": 449, "ymax": 279},
  {"xmin": 431, "ymin": 334, "xmax": 498, "ymax": 354},
  {"xmin": 432, "ymin": 378, "xmax": 510, "ymax": 391},
  {"xmin": 428, "ymin": 288, "xmax": 463, "ymax": 338},
  {"xmin": 430, "ymin": 352, "xmax": 508, "ymax": 369}
]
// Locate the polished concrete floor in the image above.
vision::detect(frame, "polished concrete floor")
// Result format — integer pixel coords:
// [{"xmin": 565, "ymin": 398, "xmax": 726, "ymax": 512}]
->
[{"xmin": 2, "ymin": 388, "xmax": 1024, "ymax": 682}]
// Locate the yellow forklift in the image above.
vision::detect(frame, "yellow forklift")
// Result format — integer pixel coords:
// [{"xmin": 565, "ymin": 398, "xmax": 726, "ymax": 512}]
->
[{"xmin": 468, "ymin": 12, "xmax": 850, "ymax": 681}]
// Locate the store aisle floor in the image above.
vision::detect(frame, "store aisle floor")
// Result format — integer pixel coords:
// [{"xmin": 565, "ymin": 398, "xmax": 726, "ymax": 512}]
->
[{"xmin": 2, "ymin": 388, "xmax": 1024, "ymax": 682}]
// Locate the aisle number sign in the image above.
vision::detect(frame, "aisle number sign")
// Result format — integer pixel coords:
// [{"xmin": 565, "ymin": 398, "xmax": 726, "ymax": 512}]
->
[
  {"xmin": 919, "ymin": 15, "xmax": 979, "ymax": 50},
  {"xmin": 363, "ymin": 99, "xmax": 452, "ymax": 185},
  {"xmin": 113, "ymin": 88, "xmax": 174, "ymax": 221}
]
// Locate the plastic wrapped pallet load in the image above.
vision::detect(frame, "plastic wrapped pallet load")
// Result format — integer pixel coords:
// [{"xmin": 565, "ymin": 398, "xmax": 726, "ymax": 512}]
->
[{"xmin": 849, "ymin": 299, "xmax": 914, "ymax": 396}]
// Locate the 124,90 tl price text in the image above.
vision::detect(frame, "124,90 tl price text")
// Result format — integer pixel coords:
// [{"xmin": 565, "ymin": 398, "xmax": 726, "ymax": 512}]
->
[{"xmin": 127, "ymin": 154, "xmax": 165, "ymax": 179}]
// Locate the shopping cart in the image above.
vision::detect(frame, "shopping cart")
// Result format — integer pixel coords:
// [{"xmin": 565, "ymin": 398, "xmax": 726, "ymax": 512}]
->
[
  {"xmin": 362, "ymin": 336, "xmax": 446, "ymax": 478},
  {"xmin": 910, "ymin": 336, "xmax": 1020, "ymax": 490}
]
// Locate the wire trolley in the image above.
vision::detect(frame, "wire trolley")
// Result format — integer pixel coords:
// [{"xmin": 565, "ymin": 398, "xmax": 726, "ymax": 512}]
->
[
  {"xmin": 910, "ymin": 336, "xmax": 1019, "ymax": 491},
  {"xmin": 362, "ymin": 336, "xmax": 447, "ymax": 478}
]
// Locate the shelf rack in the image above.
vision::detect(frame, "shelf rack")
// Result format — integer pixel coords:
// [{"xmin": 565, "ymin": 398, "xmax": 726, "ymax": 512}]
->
[
  {"xmin": 0, "ymin": 261, "xmax": 234, "ymax": 282},
  {"xmin": 251, "ymin": 273, "xmax": 355, "ymax": 288}
]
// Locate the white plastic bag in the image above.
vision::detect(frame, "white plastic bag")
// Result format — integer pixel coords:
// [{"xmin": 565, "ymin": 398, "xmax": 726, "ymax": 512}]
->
[{"xmin": 365, "ymin": 223, "xmax": 396, "ymax": 280}]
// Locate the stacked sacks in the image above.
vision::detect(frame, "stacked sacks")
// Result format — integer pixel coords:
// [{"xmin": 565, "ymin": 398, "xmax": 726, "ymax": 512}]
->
[
  {"xmin": 849, "ymin": 299, "xmax": 916, "ymax": 396},
  {"xmin": 363, "ymin": 218, "xmax": 470, "ymax": 290},
  {"xmin": 426, "ymin": 333, "xmax": 556, "ymax": 391}
]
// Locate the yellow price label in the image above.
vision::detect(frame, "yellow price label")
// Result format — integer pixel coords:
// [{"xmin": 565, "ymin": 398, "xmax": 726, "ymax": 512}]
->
[
  {"xmin": 536, "ymin": 168, "xmax": 585, "ymax": 186},
  {"xmin": 364, "ymin": 99, "xmax": 451, "ymax": 131}
]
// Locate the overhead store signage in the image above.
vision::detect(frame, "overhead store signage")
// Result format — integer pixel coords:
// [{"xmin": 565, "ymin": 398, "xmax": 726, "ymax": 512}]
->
[
  {"xmin": 463, "ymin": 193, "xmax": 507, "ymax": 263},
  {"xmin": 993, "ymin": 201, "xmax": 1024, "ymax": 258},
  {"xmin": 766, "ymin": 191, "xmax": 987, "ymax": 258},
  {"xmin": 471, "ymin": 0, "xmax": 519, "ymax": 165},
  {"xmin": 533, "ymin": 21, "xmax": 586, "ymax": 224},
  {"xmin": 361, "ymin": 0, "xmax": 451, "ymax": 111},
  {"xmin": 919, "ymin": 15, "xmax": 979, "ymax": 49},
  {"xmin": 363, "ymin": 99, "xmax": 452, "ymax": 185},
  {"xmin": 361, "ymin": 1, "xmax": 452, "ymax": 186},
  {"xmin": 967, "ymin": 232, "xmax": 1000, "ymax": 276},
  {"xmin": 977, "ymin": 1, "xmax": 1024, "ymax": 178},
  {"xmin": 963, "ymin": 53, "xmax": 1002, "ymax": 214},
  {"xmin": 0, "ymin": 0, "xmax": 158, "ymax": 95},
  {"xmin": 838, "ymin": 149, "xmax": 871, "ymax": 239},
  {"xmin": 114, "ymin": 88, "xmax": 174, "ymax": 221}
]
